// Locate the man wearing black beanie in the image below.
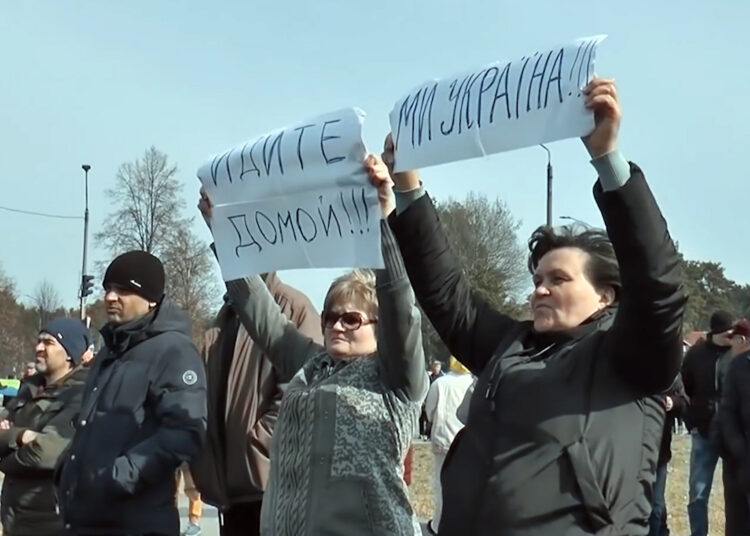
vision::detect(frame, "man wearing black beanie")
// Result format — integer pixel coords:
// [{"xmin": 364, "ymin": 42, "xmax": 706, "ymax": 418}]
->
[
  {"xmin": 0, "ymin": 317, "xmax": 89, "ymax": 535},
  {"xmin": 56, "ymin": 251, "xmax": 207, "ymax": 535},
  {"xmin": 682, "ymin": 309, "xmax": 736, "ymax": 536}
]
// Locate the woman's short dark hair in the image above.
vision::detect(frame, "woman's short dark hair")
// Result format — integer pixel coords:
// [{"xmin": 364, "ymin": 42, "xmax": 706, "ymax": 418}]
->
[{"xmin": 527, "ymin": 225, "xmax": 621, "ymax": 301}]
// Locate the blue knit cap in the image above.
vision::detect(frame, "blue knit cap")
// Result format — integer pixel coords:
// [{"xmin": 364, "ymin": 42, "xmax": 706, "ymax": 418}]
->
[{"xmin": 40, "ymin": 318, "xmax": 91, "ymax": 364}]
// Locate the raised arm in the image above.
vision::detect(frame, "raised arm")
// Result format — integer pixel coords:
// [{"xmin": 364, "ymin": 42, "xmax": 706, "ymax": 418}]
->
[
  {"xmin": 198, "ymin": 188, "xmax": 324, "ymax": 382},
  {"xmin": 583, "ymin": 78, "xmax": 686, "ymax": 394},
  {"xmin": 225, "ymin": 276, "xmax": 323, "ymax": 382},
  {"xmin": 367, "ymin": 155, "xmax": 427, "ymax": 401},
  {"xmin": 383, "ymin": 137, "xmax": 516, "ymax": 375}
]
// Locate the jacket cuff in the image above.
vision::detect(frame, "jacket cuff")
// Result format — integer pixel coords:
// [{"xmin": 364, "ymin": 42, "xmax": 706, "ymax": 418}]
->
[
  {"xmin": 395, "ymin": 185, "xmax": 426, "ymax": 215},
  {"xmin": 591, "ymin": 150, "xmax": 631, "ymax": 191},
  {"xmin": 226, "ymin": 275, "xmax": 266, "ymax": 309},
  {"xmin": 379, "ymin": 220, "xmax": 408, "ymax": 282}
]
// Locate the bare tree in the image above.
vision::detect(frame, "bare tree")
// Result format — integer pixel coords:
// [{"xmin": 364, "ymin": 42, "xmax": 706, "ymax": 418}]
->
[
  {"xmin": 163, "ymin": 225, "xmax": 220, "ymax": 339},
  {"xmin": 95, "ymin": 146, "xmax": 188, "ymax": 257},
  {"xmin": 420, "ymin": 193, "xmax": 528, "ymax": 362},
  {"xmin": 0, "ymin": 267, "xmax": 28, "ymax": 375},
  {"xmin": 97, "ymin": 147, "xmax": 219, "ymax": 336},
  {"xmin": 32, "ymin": 279, "xmax": 62, "ymax": 327},
  {"xmin": 438, "ymin": 193, "xmax": 528, "ymax": 311}
]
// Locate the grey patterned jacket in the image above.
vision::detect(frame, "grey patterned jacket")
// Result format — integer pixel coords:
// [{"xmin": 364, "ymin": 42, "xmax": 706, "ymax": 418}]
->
[{"xmin": 226, "ymin": 222, "xmax": 428, "ymax": 536}]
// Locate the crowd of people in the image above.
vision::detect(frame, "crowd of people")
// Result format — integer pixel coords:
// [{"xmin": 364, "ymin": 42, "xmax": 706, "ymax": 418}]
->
[{"xmin": 0, "ymin": 76, "xmax": 744, "ymax": 536}]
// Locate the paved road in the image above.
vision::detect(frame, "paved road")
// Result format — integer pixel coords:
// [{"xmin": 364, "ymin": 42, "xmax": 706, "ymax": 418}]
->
[
  {"xmin": 177, "ymin": 494, "xmax": 219, "ymax": 536},
  {"xmin": 0, "ymin": 479, "xmax": 428, "ymax": 536},
  {"xmin": 177, "ymin": 497, "xmax": 433, "ymax": 536}
]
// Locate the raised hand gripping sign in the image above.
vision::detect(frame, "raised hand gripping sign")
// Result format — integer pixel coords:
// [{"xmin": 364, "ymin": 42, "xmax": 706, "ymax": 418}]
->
[
  {"xmin": 389, "ymin": 35, "xmax": 607, "ymax": 172},
  {"xmin": 197, "ymin": 108, "xmax": 383, "ymax": 280}
]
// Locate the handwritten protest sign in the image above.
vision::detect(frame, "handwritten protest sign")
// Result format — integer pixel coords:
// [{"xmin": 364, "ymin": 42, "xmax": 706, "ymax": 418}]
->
[
  {"xmin": 389, "ymin": 35, "xmax": 606, "ymax": 171},
  {"xmin": 197, "ymin": 108, "xmax": 383, "ymax": 280}
]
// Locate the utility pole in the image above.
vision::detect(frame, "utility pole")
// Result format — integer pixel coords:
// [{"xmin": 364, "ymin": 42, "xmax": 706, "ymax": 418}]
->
[
  {"xmin": 540, "ymin": 144, "xmax": 553, "ymax": 227},
  {"xmin": 79, "ymin": 164, "xmax": 91, "ymax": 321}
]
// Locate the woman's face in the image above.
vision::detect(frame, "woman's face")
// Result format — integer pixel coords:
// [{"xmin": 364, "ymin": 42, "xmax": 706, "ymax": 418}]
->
[
  {"xmin": 530, "ymin": 247, "xmax": 614, "ymax": 332},
  {"xmin": 323, "ymin": 301, "xmax": 378, "ymax": 358}
]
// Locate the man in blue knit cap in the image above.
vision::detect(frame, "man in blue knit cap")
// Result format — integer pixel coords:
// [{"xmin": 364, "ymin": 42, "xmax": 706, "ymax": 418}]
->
[{"xmin": 0, "ymin": 317, "xmax": 90, "ymax": 535}]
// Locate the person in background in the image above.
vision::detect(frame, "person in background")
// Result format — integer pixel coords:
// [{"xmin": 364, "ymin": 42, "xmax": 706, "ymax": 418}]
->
[
  {"xmin": 715, "ymin": 319, "xmax": 750, "ymax": 536},
  {"xmin": 649, "ymin": 374, "xmax": 688, "ymax": 536},
  {"xmin": 420, "ymin": 360, "xmax": 445, "ymax": 440},
  {"xmin": 23, "ymin": 362, "xmax": 36, "ymax": 379},
  {"xmin": 0, "ymin": 318, "xmax": 89, "ymax": 535},
  {"xmin": 177, "ymin": 465, "xmax": 203, "ymax": 536},
  {"xmin": 1, "ymin": 362, "xmax": 41, "ymax": 409},
  {"xmin": 80, "ymin": 344, "xmax": 95, "ymax": 366},
  {"xmin": 424, "ymin": 356, "xmax": 473, "ymax": 534},
  {"xmin": 682, "ymin": 310, "xmax": 735, "ymax": 536},
  {"xmin": 428, "ymin": 360, "xmax": 445, "ymax": 383}
]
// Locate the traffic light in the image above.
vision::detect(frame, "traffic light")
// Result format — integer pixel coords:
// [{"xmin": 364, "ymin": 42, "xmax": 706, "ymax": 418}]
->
[{"xmin": 81, "ymin": 274, "xmax": 95, "ymax": 298}]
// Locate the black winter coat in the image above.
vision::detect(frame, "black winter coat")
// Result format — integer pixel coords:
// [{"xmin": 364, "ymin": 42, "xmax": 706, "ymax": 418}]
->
[
  {"xmin": 681, "ymin": 338, "xmax": 729, "ymax": 437},
  {"xmin": 717, "ymin": 352, "xmax": 750, "ymax": 472},
  {"xmin": 658, "ymin": 375, "xmax": 687, "ymax": 464},
  {"xmin": 389, "ymin": 166, "xmax": 685, "ymax": 536},
  {"xmin": 56, "ymin": 300, "xmax": 207, "ymax": 535}
]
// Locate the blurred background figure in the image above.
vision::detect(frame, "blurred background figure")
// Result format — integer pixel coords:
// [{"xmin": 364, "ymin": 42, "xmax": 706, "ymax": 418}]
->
[{"xmin": 424, "ymin": 357, "xmax": 473, "ymax": 534}]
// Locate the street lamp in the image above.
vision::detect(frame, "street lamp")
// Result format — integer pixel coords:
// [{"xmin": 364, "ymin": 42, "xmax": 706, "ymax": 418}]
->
[
  {"xmin": 559, "ymin": 215, "xmax": 590, "ymax": 227},
  {"xmin": 540, "ymin": 145, "xmax": 553, "ymax": 227},
  {"xmin": 79, "ymin": 164, "xmax": 91, "ymax": 321}
]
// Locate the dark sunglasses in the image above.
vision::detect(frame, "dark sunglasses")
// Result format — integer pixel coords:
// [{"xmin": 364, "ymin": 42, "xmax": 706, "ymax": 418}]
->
[{"xmin": 322, "ymin": 311, "xmax": 377, "ymax": 331}]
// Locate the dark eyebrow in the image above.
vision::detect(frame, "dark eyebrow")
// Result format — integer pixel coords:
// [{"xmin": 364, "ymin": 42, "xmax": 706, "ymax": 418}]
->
[{"xmin": 548, "ymin": 268, "xmax": 571, "ymax": 277}]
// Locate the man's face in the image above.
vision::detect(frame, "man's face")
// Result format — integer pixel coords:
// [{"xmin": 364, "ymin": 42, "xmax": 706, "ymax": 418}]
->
[
  {"xmin": 104, "ymin": 285, "xmax": 154, "ymax": 324},
  {"xmin": 81, "ymin": 345, "xmax": 95, "ymax": 365},
  {"xmin": 35, "ymin": 334, "xmax": 70, "ymax": 378},
  {"xmin": 713, "ymin": 329, "xmax": 734, "ymax": 347},
  {"xmin": 23, "ymin": 364, "xmax": 36, "ymax": 378},
  {"xmin": 430, "ymin": 363, "xmax": 441, "ymax": 375}
]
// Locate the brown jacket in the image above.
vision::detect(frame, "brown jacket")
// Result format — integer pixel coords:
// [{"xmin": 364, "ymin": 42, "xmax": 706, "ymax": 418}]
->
[{"xmin": 191, "ymin": 272, "xmax": 321, "ymax": 508}]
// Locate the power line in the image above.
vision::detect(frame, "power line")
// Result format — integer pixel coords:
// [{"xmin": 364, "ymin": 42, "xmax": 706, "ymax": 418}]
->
[{"xmin": 0, "ymin": 205, "xmax": 82, "ymax": 220}]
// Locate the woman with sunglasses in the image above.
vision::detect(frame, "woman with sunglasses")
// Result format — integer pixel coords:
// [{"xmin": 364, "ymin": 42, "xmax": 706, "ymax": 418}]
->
[{"xmin": 207, "ymin": 154, "xmax": 427, "ymax": 536}]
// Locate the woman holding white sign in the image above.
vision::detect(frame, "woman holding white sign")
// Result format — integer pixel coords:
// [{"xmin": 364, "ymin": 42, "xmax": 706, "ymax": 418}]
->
[
  {"xmin": 384, "ymin": 77, "xmax": 686, "ymax": 535},
  {"xmin": 201, "ymin": 155, "xmax": 427, "ymax": 536}
]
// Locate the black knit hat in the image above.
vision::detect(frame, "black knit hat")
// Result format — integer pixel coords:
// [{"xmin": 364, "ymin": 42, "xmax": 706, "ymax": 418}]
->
[
  {"xmin": 103, "ymin": 251, "xmax": 165, "ymax": 303},
  {"xmin": 40, "ymin": 317, "xmax": 91, "ymax": 364},
  {"xmin": 709, "ymin": 310, "xmax": 734, "ymax": 335}
]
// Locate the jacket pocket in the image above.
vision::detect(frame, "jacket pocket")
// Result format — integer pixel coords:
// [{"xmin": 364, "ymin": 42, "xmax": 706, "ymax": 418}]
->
[
  {"xmin": 564, "ymin": 438, "xmax": 614, "ymax": 531},
  {"xmin": 315, "ymin": 477, "xmax": 381, "ymax": 536}
]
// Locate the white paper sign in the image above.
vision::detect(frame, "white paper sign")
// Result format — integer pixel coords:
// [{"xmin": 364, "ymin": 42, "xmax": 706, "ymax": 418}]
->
[
  {"xmin": 389, "ymin": 35, "xmax": 607, "ymax": 171},
  {"xmin": 197, "ymin": 108, "xmax": 383, "ymax": 280}
]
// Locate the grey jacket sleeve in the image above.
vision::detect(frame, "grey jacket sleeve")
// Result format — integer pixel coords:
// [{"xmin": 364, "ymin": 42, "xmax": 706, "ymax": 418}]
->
[
  {"xmin": 377, "ymin": 221, "xmax": 428, "ymax": 402},
  {"xmin": 226, "ymin": 276, "xmax": 325, "ymax": 382}
]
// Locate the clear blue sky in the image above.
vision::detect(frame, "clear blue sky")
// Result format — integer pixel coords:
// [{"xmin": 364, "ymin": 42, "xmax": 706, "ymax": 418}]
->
[{"xmin": 2, "ymin": 1, "xmax": 747, "ymax": 313}]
